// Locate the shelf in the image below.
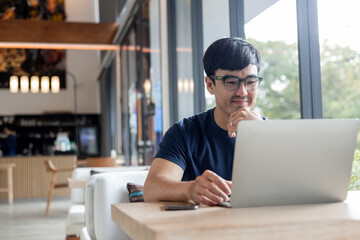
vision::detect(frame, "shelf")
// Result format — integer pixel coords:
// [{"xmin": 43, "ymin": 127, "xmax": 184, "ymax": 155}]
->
[
  {"xmin": 8, "ymin": 114, "xmax": 101, "ymax": 156},
  {"xmin": 16, "ymin": 125, "xmax": 77, "ymax": 128}
]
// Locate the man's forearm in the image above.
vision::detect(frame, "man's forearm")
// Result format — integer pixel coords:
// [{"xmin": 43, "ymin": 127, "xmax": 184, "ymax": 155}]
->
[{"xmin": 143, "ymin": 176, "xmax": 193, "ymax": 202}]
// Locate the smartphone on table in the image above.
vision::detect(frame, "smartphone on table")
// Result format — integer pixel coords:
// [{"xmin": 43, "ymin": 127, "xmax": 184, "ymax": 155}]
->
[{"xmin": 164, "ymin": 202, "xmax": 198, "ymax": 211}]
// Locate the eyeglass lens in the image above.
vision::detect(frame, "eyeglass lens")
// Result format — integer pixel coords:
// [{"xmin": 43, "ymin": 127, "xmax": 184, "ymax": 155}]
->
[{"xmin": 224, "ymin": 77, "xmax": 260, "ymax": 91}]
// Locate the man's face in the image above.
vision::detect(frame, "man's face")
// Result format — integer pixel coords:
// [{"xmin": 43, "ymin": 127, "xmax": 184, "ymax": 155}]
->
[{"xmin": 206, "ymin": 64, "xmax": 259, "ymax": 116}]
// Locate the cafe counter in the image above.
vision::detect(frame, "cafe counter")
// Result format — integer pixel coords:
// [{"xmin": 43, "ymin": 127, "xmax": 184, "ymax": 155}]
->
[{"xmin": 0, "ymin": 155, "xmax": 76, "ymax": 199}]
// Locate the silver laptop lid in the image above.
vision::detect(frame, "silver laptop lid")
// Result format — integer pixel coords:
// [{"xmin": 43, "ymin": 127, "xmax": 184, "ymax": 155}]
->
[{"xmin": 230, "ymin": 119, "xmax": 359, "ymax": 208}]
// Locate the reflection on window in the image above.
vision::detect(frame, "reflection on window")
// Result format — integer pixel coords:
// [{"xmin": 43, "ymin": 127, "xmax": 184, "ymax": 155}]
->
[
  {"xmin": 176, "ymin": 0, "xmax": 194, "ymax": 120},
  {"xmin": 149, "ymin": 0, "xmax": 163, "ymax": 157},
  {"xmin": 245, "ymin": 0, "xmax": 300, "ymax": 119},
  {"xmin": 120, "ymin": 0, "xmax": 162, "ymax": 166}
]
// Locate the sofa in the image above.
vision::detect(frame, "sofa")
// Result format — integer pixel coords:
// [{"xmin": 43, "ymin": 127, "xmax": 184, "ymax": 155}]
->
[
  {"xmin": 79, "ymin": 170, "xmax": 149, "ymax": 240},
  {"xmin": 80, "ymin": 170, "xmax": 149, "ymax": 240},
  {"xmin": 66, "ymin": 166, "xmax": 149, "ymax": 238}
]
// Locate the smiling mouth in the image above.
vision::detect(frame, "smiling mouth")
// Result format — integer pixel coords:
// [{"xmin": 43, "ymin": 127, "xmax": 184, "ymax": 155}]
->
[{"xmin": 232, "ymin": 98, "xmax": 250, "ymax": 105}]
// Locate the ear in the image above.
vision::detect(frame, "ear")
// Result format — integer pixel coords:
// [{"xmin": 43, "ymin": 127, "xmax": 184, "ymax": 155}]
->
[{"xmin": 205, "ymin": 76, "xmax": 215, "ymax": 95}]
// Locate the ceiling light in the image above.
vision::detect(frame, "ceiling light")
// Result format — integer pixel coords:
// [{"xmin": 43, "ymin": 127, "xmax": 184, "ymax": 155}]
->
[
  {"xmin": 20, "ymin": 76, "xmax": 29, "ymax": 93},
  {"xmin": 41, "ymin": 76, "xmax": 50, "ymax": 93},
  {"xmin": 30, "ymin": 76, "xmax": 39, "ymax": 93},
  {"xmin": 51, "ymin": 76, "xmax": 60, "ymax": 93},
  {"xmin": 9, "ymin": 76, "xmax": 19, "ymax": 93}
]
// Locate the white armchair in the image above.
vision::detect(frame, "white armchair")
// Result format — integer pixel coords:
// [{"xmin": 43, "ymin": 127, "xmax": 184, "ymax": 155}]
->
[
  {"xmin": 67, "ymin": 166, "xmax": 148, "ymax": 238},
  {"xmin": 81, "ymin": 170, "xmax": 149, "ymax": 240}
]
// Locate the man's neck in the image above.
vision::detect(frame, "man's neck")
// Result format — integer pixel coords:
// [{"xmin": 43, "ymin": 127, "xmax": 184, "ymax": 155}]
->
[{"xmin": 213, "ymin": 107, "xmax": 230, "ymax": 131}]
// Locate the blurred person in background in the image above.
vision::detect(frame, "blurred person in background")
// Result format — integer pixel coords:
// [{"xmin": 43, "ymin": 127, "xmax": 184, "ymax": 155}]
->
[{"xmin": 1, "ymin": 122, "xmax": 17, "ymax": 156}]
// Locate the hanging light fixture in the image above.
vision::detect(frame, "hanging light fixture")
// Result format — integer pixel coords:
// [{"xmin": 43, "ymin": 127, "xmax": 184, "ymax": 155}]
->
[
  {"xmin": 30, "ymin": 76, "xmax": 40, "ymax": 93},
  {"xmin": 9, "ymin": 75, "xmax": 63, "ymax": 94},
  {"xmin": 143, "ymin": 78, "xmax": 151, "ymax": 96},
  {"xmin": 51, "ymin": 76, "xmax": 60, "ymax": 93},
  {"xmin": 41, "ymin": 76, "xmax": 50, "ymax": 93},
  {"xmin": 9, "ymin": 76, "xmax": 19, "ymax": 93},
  {"xmin": 20, "ymin": 76, "xmax": 29, "ymax": 93}
]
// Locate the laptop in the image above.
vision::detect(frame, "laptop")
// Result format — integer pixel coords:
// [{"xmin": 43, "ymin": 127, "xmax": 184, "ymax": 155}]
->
[{"xmin": 224, "ymin": 118, "xmax": 359, "ymax": 208}]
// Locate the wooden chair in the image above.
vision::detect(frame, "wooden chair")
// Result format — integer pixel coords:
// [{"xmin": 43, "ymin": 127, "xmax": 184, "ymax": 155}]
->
[
  {"xmin": 44, "ymin": 159, "xmax": 74, "ymax": 214},
  {"xmin": 0, "ymin": 163, "xmax": 16, "ymax": 204}
]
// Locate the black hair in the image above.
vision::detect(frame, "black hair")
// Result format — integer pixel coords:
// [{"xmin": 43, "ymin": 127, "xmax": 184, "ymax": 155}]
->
[{"xmin": 203, "ymin": 37, "xmax": 261, "ymax": 79}]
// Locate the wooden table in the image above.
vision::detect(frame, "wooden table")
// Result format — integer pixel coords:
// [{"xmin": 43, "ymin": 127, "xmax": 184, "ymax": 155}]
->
[{"xmin": 112, "ymin": 191, "xmax": 360, "ymax": 240}]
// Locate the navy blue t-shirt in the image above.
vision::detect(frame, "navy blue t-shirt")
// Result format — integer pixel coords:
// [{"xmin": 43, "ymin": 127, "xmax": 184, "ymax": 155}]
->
[
  {"xmin": 155, "ymin": 108, "xmax": 235, "ymax": 181},
  {"xmin": 1, "ymin": 135, "xmax": 17, "ymax": 156}
]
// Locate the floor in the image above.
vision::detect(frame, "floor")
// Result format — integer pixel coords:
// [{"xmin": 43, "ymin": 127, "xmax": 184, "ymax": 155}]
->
[{"xmin": 0, "ymin": 197, "xmax": 71, "ymax": 240}]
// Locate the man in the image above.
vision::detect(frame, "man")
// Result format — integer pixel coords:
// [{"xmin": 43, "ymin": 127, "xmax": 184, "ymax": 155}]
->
[
  {"xmin": 1, "ymin": 122, "xmax": 17, "ymax": 156},
  {"xmin": 143, "ymin": 37, "xmax": 265, "ymax": 206}
]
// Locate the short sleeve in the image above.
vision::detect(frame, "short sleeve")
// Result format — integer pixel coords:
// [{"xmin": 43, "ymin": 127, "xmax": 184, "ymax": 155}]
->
[{"xmin": 154, "ymin": 123, "xmax": 187, "ymax": 170}]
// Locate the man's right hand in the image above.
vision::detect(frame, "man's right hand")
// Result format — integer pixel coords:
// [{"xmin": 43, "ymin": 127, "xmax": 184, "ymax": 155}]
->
[
  {"xmin": 227, "ymin": 107, "xmax": 263, "ymax": 138},
  {"xmin": 188, "ymin": 170, "xmax": 232, "ymax": 206}
]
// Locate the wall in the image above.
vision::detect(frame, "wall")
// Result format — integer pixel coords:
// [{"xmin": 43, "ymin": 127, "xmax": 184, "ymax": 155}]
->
[
  {"xmin": 0, "ymin": 0, "xmax": 101, "ymax": 115},
  {"xmin": 99, "ymin": 0, "xmax": 127, "ymax": 23}
]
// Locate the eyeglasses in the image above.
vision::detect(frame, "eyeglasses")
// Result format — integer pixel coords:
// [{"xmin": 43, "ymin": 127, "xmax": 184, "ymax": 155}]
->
[{"xmin": 210, "ymin": 75, "xmax": 262, "ymax": 92}]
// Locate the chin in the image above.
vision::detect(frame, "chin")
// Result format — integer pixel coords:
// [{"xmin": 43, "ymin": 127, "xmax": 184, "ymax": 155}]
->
[
  {"xmin": 228, "ymin": 106, "xmax": 244, "ymax": 114},
  {"xmin": 232, "ymin": 104, "xmax": 249, "ymax": 109}
]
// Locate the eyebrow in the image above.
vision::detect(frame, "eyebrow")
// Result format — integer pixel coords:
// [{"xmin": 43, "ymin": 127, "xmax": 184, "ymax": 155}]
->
[{"xmin": 222, "ymin": 74, "xmax": 258, "ymax": 79}]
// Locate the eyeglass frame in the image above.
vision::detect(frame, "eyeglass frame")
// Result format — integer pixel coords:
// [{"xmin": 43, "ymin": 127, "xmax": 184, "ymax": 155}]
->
[{"xmin": 210, "ymin": 75, "xmax": 263, "ymax": 92}]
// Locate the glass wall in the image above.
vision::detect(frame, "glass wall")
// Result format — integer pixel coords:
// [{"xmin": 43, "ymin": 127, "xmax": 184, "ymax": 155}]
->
[
  {"xmin": 175, "ymin": 0, "xmax": 194, "ymax": 120},
  {"xmin": 317, "ymin": 0, "xmax": 360, "ymax": 189},
  {"xmin": 149, "ymin": 0, "xmax": 163, "ymax": 156},
  {"xmin": 245, "ymin": 0, "xmax": 300, "ymax": 119},
  {"xmin": 318, "ymin": 0, "xmax": 360, "ymax": 146},
  {"xmin": 120, "ymin": 0, "xmax": 162, "ymax": 166},
  {"xmin": 203, "ymin": 0, "xmax": 230, "ymax": 110},
  {"xmin": 120, "ymin": 26, "xmax": 138, "ymax": 165}
]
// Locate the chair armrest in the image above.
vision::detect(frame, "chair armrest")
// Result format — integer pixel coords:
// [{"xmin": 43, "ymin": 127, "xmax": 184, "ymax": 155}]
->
[
  {"xmin": 94, "ymin": 171, "xmax": 148, "ymax": 240},
  {"xmin": 71, "ymin": 166, "xmax": 149, "ymax": 203},
  {"xmin": 57, "ymin": 168, "xmax": 75, "ymax": 172}
]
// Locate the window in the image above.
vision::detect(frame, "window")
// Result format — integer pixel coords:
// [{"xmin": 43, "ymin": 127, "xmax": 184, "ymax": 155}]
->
[
  {"xmin": 202, "ymin": 0, "xmax": 230, "ymax": 110},
  {"xmin": 318, "ymin": 0, "xmax": 360, "ymax": 147},
  {"xmin": 175, "ymin": 0, "xmax": 194, "ymax": 120},
  {"xmin": 119, "ymin": 0, "xmax": 162, "ymax": 165},
  {"xmin": 245, "ymin": 0, "xmax": 300, "ymax": 119},
  {"xmin": 318, "ymin": 0, "xmax": 360, "ymax": 190}
]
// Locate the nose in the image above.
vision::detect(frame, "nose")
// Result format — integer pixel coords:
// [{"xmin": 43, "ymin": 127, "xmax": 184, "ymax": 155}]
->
[{"xmin": 235, "ymin": 82, "xmax": 247, "ymax": 97}]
